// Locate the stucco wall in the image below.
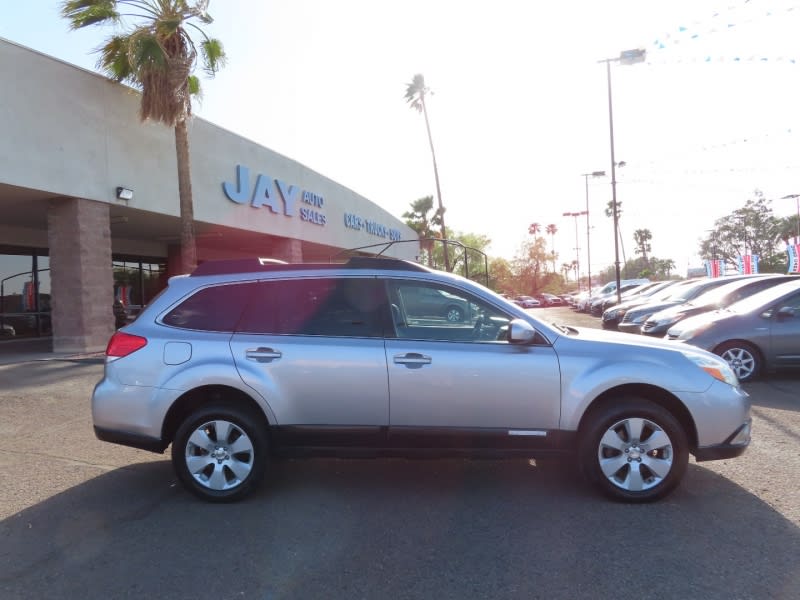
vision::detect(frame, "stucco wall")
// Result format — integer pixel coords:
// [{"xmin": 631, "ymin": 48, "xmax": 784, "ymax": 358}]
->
[{"xmin": 0, "ymin": 38, "xmax": 418, "ymax": 259}]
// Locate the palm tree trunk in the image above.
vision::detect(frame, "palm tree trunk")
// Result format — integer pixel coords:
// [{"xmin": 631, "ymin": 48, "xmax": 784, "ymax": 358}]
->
[
  {"xmin": 175, "ymin": 119, "xmax": 197, "ymax": 273},
  {"xmin": 420, "ymin": 96, "xmax": 450, "ymax": 271}
]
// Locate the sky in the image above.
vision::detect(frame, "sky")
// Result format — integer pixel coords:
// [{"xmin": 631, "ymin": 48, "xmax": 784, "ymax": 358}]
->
[{"xmin": 2, "ymin": 0, "xmax": 800, "ymax": 278}]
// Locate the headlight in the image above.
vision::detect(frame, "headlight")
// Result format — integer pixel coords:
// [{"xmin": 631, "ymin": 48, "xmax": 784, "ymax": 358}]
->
[
  {"xmin": 683, "ymin": 352, "xmax": 739, "ymax": 386},
  {"xmin": 605, "ymin": 309, "xmax": 618, "ymax": 319}
]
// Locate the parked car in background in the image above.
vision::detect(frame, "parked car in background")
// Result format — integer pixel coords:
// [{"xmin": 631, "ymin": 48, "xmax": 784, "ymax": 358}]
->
[
  {"xmin": 514, "ymin": 295, "xmax": 542, "ymax": 308},
  {"xmin": 398, "ymin": 285, "xmax": 471, "ymax": 322},
  {"xmin": 617, "ymin": 276, "xmax": 755, "ymax": 334},
  {"xmin": 538, "ymin": 293, "xmax": 565, "ymax": 307},
  {"xmin": 589, "ymin": 283, "xmax": 652, "ymax": 317},
  {"xmin": 641, "ymin": 275, "xmax": 797, "ymax": 337},
  {"xmin": 577, "ymin": 279, "xmax": 650, "ymax": 313},
  {"xmin": 667, "ymin": 278, "xmax": 800, "ymax": 382},
  {"xmin": 92, "ymin": 255, "xmax": 751, "ymax": 503},
  {"xmin": 601, "ymin": 280, "xmax": 686, "ymax": 330}
]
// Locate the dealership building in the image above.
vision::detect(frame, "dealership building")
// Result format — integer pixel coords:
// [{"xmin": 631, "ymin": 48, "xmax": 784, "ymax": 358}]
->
[{"xmin": 0, "ymin": 38, "xmax": 418, "ymax": 354}]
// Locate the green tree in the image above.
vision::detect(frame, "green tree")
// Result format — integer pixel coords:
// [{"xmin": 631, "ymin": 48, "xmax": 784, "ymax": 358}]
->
[
  {"xmin": 699, "ymin": 190, "xmax": 785, "ymax": 272},
  {"xmin": 512, "ymin": 236, "xmax": 550, "ymax": 294},
  {"xmin": 487, "ymin": 257, "xmax": 514, "ymax": 294},
  {"xmin": 405, "ymin": 74, "xmax": 449, "ymax": 271},
  {"xmin": 61, "ymin": 0, "xmax": 226, "ymax": 274}
]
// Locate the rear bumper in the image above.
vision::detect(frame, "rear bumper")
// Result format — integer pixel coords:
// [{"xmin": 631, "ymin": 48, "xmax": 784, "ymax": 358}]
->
[{"xmin": 94, "ymin": 426, "xmax": 167, "ymax": 453}]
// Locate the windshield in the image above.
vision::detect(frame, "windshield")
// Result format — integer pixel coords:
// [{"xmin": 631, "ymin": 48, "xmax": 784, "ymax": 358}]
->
[{"xmin": 726, "ymin": 281, "xmax": 800, "ymax": 314}]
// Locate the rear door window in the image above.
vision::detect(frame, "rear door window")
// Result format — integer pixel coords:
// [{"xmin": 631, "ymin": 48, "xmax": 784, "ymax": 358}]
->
[
  {"xmin": 161, "ymin": 282, "xmax": 255, "ymax": 332},
  {"xmin": 237, "ymin": 277, "xmax": 388, "ymax": 337}
]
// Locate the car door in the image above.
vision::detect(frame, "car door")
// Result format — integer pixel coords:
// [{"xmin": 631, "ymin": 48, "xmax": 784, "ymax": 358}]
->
[
  {"xmin": 384, "ymin": 278, "xmax": 561, "ymax": 449},
  {"xmin": 230, "ymin": 276, "xmax": 390, "ymax": 447},
  {"xmin": 769, "ymin": 290, "xmax": 800, "ymax": 367}
]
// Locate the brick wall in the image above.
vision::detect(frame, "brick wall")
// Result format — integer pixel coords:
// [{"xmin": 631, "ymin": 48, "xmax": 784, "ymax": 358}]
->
[{"xmin": 47, "ymin": 198, "xmax": 114, "ymax": 353}]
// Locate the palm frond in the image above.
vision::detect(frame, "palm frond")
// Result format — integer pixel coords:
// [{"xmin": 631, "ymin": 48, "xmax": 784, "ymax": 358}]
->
[
  {"xmin": 61, "ymin": 0, "xmax": 120, "ymax": 29},
  {"xmin": 199, "ymin": 38, "xmax": 226, "ymax": 75}
]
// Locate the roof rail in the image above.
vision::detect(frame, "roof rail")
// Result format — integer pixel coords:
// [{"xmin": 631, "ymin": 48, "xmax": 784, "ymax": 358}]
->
[
  {"xmin": 334, "ymin": 239, "xmax": 490, "ymax": 286},
  {"xmin": 190, "ymin": 256, "xmax": 427, "ymax": 277}
]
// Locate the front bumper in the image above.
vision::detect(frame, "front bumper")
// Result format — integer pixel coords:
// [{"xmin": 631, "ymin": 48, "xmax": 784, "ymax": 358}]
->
[
  {"xmin": 617, "ymin": 321, "xmax": 644, "ymax": 334},
  {"xmin": 694, "ymin": 419, "xmax": 752, "ymax": 462}
]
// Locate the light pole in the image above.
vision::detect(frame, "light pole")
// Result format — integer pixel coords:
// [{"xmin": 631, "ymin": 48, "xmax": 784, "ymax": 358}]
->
[
  {"xmin": 581, "ymin": 170, "xmax": 605, "ymax": 295},
  {"xmin": 781, "ymin": 194, "xmax": 800, "ymax": 240},
  {"xmin": 563, "ymin": 211, "xmax": 587, "ymax": 290},
  {"xmin": 600, "ymin": 48, "xmax": 646, "ymax": 303}
]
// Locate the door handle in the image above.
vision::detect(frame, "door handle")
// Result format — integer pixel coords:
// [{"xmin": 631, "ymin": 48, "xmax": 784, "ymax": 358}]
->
[
  {"xmin": 246, "ymin": 347, "xmax": 282, "ymax": 363},
  {"xmin": 393, "ymin": 353, "xmax": 432, "ymax": 366}
]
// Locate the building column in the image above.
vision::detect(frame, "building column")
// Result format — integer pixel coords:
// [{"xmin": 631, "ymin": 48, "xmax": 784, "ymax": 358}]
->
[
  {"xmin": 47, "ymin": 198, "xmax": 114, "ymax": 353},
  {"xmin": 272, "ymin": 238, "xmax": 303, "ymax": 263}
]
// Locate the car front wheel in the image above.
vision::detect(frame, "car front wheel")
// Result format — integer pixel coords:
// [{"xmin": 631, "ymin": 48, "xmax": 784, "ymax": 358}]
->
[
  {"xmin": 715, "ymin": 341, "xmax": 761, "ymax": 383},
  {"xmin": 172, "ymin": 404, "xmax": 268, "ymax": 502},
  {"xmin": 579, "ymin": 398, "xmax": 688, "ymax": 503}
]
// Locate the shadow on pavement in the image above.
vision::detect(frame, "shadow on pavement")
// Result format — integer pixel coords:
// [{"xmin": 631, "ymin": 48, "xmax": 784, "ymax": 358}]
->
[{"xmin": 2, "ymin": 457, "xmax": 799, "ymax": 599}]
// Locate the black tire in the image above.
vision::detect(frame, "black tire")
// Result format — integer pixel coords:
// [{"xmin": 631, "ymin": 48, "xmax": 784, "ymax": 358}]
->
[
  {"xmin": 445, "ymin": 305, "xmax": 464, "ymax": 322},
  {"xmin": 172, "ymin": 404, "xmax": 268, "ymax": 502},
  {"xmin": 714, "ymin": 340, "xmax": 761, "ymax": 383},
  {"xmin": 579, "ymin": 398, "xmax": 689, "ymax": 503}
]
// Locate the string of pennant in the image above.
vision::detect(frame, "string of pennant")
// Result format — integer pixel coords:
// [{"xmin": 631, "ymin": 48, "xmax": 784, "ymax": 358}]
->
[{"xmin": 647, "ymin": 1, "xmax": 800, "ymax": 64}]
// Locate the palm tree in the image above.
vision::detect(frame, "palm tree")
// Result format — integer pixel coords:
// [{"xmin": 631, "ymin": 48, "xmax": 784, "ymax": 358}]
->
[
  {"xmin": 402, "ymin": 195, "xmax": 441, "ymax": 266},
  {"xmin": 605, "ymin": 200, "xmax": 628, "ymax": 277},
  {"xmin": 545, "ymin": 223, "xmax": 557, "ymax": 272},
  {"xmin": 405, "ymin": 74, "xmax": 449, "ymax": 271},
  {"xmin": 61, "ymin": 0, "xmax": 226, "ymax": 274},
  {"xmin": 528, "ymin": 222, "xmax": 541, "ymax": 236},
  {"xmin": 633, "ymin": 228, "xmax": 652, "ymax": 265}
]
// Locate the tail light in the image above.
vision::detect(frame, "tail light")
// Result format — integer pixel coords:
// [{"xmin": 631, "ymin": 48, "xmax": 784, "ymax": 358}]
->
[{"xmin": 106, "ymin": 331, "xmax": 147, "ymax": 358}]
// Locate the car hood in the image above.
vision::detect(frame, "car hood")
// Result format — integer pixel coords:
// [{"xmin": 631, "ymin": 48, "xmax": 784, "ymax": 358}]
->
[
  {"xmin": 625, "ymin": 300, "xmax": 682, "ymax": 319},
  {"xmin": 647, "ymin": 302, "xmax": 711, "ymax": 322},
  {"xmin": 550, "ymin": 326, "xmax": 726, "ymax": 393},
  {"xmin": 564, "ymin": 325, "xmax": 697, "ymax": 351},
  {"xmin": 666, "ymin": 309, "xmax": 735, "ymax": 337}
]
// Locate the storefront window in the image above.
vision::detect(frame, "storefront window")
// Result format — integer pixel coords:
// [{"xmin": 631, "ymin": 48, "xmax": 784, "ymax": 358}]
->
[
  {"xmin": 113, "ymin": 258, "xmax": 167, "ymax": 320},
  {"xmin": 0, "ymin": 251, "xmax": 51, "ymax": 339}
]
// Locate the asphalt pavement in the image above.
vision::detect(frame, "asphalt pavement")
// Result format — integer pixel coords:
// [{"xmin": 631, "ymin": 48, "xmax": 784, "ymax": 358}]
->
[{"xmin": 1, "ymin": 308, "xmax": 799, "ymax": 599}]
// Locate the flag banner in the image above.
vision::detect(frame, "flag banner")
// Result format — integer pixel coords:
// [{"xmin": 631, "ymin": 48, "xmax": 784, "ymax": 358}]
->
[
  {"xmin": 22, "ymin": 281, "xmax": 36, "ymax": 311},
  {"xmin": 114, "ymin": 285, "xmax": 132, "ymax": 306},
  {"xmin": 737, "ymin": 254, "xmax": 759, "ymax": 274},
  {"xmin": 704, "ymin": 259, "xmax": 724, "ymax": 277},
  {"xmin": 788, "ymin": 243, "xmax": 800, "ymax": 274}
]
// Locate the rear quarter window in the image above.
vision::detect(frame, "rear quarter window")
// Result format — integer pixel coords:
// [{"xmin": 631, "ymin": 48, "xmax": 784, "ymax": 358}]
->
[{"xmin": 162, "ymin": 283, "xmax": 254, "ymax": 331}]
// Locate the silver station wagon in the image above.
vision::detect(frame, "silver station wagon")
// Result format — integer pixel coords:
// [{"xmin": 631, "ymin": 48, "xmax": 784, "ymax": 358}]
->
[{"xmin": 92, "ymin": 257, "xmax": 751, "ymax": 503}]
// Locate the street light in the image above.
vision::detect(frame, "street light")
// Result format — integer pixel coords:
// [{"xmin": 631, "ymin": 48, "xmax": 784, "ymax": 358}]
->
[
  {"xmin": 563, "ymin": 211, "xmax": 588, "ymax": 289},
  {"xmin": 600, "ymin": 48, "xmax": 646, "ymax": 303},
  {"xmin": 781, "ymin": 194, "xmax": 800, "ymax": 240},
  {"xmin": 581, "ymin": 170, "xmax": 605, "ymax": 295}
]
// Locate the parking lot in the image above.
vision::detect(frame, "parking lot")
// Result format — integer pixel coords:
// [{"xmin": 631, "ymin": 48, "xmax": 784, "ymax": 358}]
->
[{"xmin": 1, "ymin": 310, "xmax": 799, "ymax": 599}]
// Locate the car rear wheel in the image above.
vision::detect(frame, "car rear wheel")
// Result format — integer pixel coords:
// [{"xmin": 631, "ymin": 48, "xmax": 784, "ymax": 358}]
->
[
  {"xmin": 715, "ymin": 341, "xmax": 761, "ymax": 383},
  {"xmin": 172, "ymin": 404, "xmax": 268, "ymax": 502},
  {"xmin": 445, "ymin": 305, "xmax": 464, "ymax": 322},
  {"xmin": 579, "ymin": 398, "xmax": 688, "ymax": 503}
]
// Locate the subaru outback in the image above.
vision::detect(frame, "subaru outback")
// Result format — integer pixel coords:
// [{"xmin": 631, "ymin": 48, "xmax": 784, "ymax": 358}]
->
[{"xmin": 92, "ymin": 256, "xmax": 751, "ymax": 503}]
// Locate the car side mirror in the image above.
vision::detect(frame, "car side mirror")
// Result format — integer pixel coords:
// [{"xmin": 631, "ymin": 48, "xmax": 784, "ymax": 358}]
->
[{"xmin": 508, "ymin": 318, "xmax": 536, "ymax": 344}]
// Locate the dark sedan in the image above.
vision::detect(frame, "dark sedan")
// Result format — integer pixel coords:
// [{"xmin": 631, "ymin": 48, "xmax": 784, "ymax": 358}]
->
[{"xmin": 617, "ymin": 275, "xmax": 758, "ymax": 334}]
